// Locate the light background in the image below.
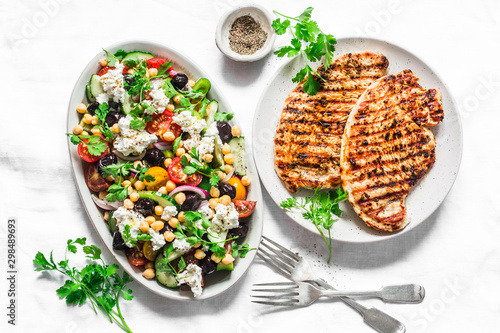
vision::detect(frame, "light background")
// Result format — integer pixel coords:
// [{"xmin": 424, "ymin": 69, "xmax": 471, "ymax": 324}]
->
[{"xmin": 1, "ymin": 0, "xmax": 499, "ymax": 332}]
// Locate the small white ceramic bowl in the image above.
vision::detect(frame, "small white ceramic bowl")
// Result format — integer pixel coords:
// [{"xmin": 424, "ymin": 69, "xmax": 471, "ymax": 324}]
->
[{"xmin": 215, "ymin": 4, "xmax": 276, "ymax": 62}]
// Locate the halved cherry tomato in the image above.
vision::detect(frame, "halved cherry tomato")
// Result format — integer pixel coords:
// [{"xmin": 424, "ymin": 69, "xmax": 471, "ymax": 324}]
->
[
  {"xmin": 126, "ymin": 244, "xmax": 148, "ymax": 266},
  {"xmin": 168, "ymin": 157, "xmax": 202, "ymax": 186},
  {"xmin": 143, "ymin": 241, "xmax": 160, "ymax": 261},
  {"xmin": 98, "ymin": 66, "xmax": 114, "ymax": 76},
  {"xmin": 227, "ymin": 177, "xmax": 247, "ymax": 200},
  {"xmin": 144, "ymin": 166, "xmax": 169, "ymax": 190},
  {"xmin": 146, "ymin": 57, "xmax": 171, "ymax": 70},
  {"xmin": 232, "ymin": 200, "xmax": 257, "ymax": 218},
  {"xmin": 146, "ymin": 110, "xmax": 181, "ymax": 142},
  {"xmin": 84, "ymin": 162, "xmax": 111, "ymax": 192},
  {"xmin": 77, "ymin": 136, "xmax": 109, "ymax": 163}
]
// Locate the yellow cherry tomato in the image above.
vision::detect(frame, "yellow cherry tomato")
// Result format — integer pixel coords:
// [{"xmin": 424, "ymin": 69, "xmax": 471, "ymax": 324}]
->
[
  {"xmin": 144, "ymin": 166, "xmax": 169, "ymax": 191},
  {"xmin": 227, "ymin": 176, "xmax": 247, "ymax": 200},
  {"xmin": 143, "ymin": 241, "xmax": 160, "ymax": 261}
]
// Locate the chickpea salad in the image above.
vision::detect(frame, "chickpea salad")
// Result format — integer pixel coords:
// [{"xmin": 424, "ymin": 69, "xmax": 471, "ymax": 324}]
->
[{"xmin": 68, "ymin": 49, "xmax": 257, "ymax": 298}]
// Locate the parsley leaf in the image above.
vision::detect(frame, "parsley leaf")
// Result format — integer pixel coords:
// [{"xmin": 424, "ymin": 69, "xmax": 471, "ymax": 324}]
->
[
  {"xmin": 213, "ymin": 112, "xmax": 234, "ymax": 122},
  {"xmin": 157, "ymin": 61, "xmax": 173, "ymax": 76},
  {"xmin": 66, "ymin": 133, "xmax": 108, "ymax": 156}
]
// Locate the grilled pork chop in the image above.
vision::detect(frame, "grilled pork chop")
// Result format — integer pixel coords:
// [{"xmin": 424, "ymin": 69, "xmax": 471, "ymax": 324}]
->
[
  {"xmin": 274, "ymin": 52, "xmax": 389, "ymax": 192},
  {"xmin": 340, "ymin": 69, "xmax": 444, "ymax": 232}
]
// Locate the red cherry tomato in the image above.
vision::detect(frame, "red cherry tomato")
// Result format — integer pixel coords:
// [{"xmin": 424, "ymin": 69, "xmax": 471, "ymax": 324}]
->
[
  {"xmin": 146, "ymin": 110, "xmax": 181, "ymax": 142},
  {"xmin": 167, "ymin": 157, "xmax": 202, "ymax": 186},
  {"xmin": 98, "ymin": 66, "xmax": 114, "ymax": 76},
  {"xmin": 146, "ymin": 57, "xmax": 172, "ymax": 71},
  {"xmin": 77, "ymin": 136, "xmax": 109, "ymax": 163},
  {"xmin": 84, "ymin": 162, "xmax": 111, "ymax": 192},
  {"xmin": 232, "ymin": 200, "xmax": 257, "ymax": 218},
  {"xmin": 126, "ymin": 244, "xmax": 148, "ymax": 266}
]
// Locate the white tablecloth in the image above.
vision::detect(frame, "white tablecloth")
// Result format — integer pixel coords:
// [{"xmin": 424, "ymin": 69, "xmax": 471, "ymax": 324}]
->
[{"xmin": 1, "ymin": 0, "xmax": 499, "ymax": 332}]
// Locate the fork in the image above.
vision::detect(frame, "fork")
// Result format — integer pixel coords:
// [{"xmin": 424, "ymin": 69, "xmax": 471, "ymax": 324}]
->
[
  {"xmin": 252, "ymin": 281, "xmax": 425, "ymax": 306},
  {"xmin": 256, "ymin": 235, "xmax": 407, "ymax": 333}
]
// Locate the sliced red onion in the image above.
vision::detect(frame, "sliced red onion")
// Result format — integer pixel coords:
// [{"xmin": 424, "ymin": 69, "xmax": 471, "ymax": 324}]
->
[
  {"xmin": 92, "ymin": 195, "xmax": 123, "ymax": 210},
  {"xmin": 112, "ymin": 148, "xmax": 146, "ymax": 161},
  {"xmin": 196, "ymin": 200, "xmax": 209, "ymax": 212},
  {"xmin": 222, "ymin": 167, "xmax": 235, "ymax": 182},
  {"xmin": 169, "ymin": 185, "xmax": 209, "ymax": 199},
  {"xmin": 153, "ymin": 141, "xmax": 173, "ymax": 151},
  {"xmin": 168, "ymin": 69, "xmax": 178, "ymax": 77}
]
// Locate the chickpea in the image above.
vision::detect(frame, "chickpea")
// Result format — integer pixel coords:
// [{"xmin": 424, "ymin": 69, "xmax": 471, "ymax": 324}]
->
[
  {"xmin": 210, "ymin": 186, "xmax": 220, "ymax": 198},
  {"xmin": 139, "ymin": 221, "xmax": 150, "ymax": 233},
  {"xmin": 129, "ymin": 192, "xmax": 140, "ymax": 202},
  {"xmin": 162, "ymin": 131, "xmax": 175, "ymax": 142},
  {"xmin": 98, "ymin": 191, "xmax": 107, "ymax": 200},
  {"xmin": 168, "ymin": 217, "xmax": 179, "ymax": 229},
  {"xmin": 209, "ymin": 198, "xmax": 218, "ymax": 209},
  {"xmin": 224, "ymin": 154, "xmax": 235, "ymax": 165},
  {"xmin": 216, "ymin": 171, "xmax": 226, "ymax": 179},
  {"xmin": 178, "ymin": 211, "xmax": 186, "ymax": 222},
  {"xmin": 91, "ymin": 116, "xmax": 99, "ymax": 126},
  {"xmin": 127, "ymin": 68, "xmax": 135, "ymax": 75},
  {"xmin": 151, "ymin": 221, "xmax": 164, "ymax": 232},
  {"xmin": 194, "ymin": 249, "xmax": 206, "ymax": 260},
  {"xmin": 145, "ymin": 262, "xmax": 154, "ymax": 270},
  {"xmin": 145, "ymin": 216, "xmax": 156, "ymax": 226},
  {"xmin": 76, "ymin": 103, "xmax": 87, "ymax": 114},
  {"xmin": 241, "ymin": 175, "xmax": 251, "ymax": 186},
  {"xmin": 142, "ymin": 268, "xmax": 155, "ymax": 280},
  {"xmin": 133, "ymin": 161, "xmax": 143, "ymax": 169},
  {"xmin": 148, "ymin": 68, "xmax": 158, "ymax": 77},
  {"xmin": 194, "ymin": 242, "xmax": 202, "ymax": 248},
  {"xmin": 224, "ymin": 165, "xmax": 233, "ymax": 174},
  {"xmin": 231, "ymin": 126, "xmax": 242, "ymax": 137},
  {"xmin": 110, "ymin": 123, "xmax": 120, "ymax": 133},
  {"xmin": 166, "ymin": 104, "xmax": 175, "ymax": 112},
  {"xmin": 211, "ymin": 253, "xmax": 222, "ymax": 264},
  {"xmin": 123, "ymin": 199, "xmax": 134, "ymax": 209},
  {"xmin": 176, "ymin": 148, "xmax": 186, "ymax": 156},
  {"xmin": 222, "ymin": 143, "xmax": 231, "ymax": 155},
  {"xmin": 134, "ymin": 180, "xmax": 145, "ymax": 191},
  {"xmin": 103, "ymin": 211, "xmax": 110, "ymax": 221},
  {"xmin": 188, "ymin": 79, "xmax": 196, "ymax": 87},
  {"xmin": 165, "ymin": 180, "xmax": 176, "ymax": 193},
  {"xmin": 164, "ymin": 230, "xmax": 175, "ymax": 242},
  {"xmin": 164, "ymin": 158, "xmax": 173, "ymax": 168},
  {"xmin": 158, "ymin": 186, "xmax": 167, "ymax": 195},
  {"xmin": 154, "ymin": 205, "xmax": 163, "ymax": 216},
  {"xmin": 222, "ymin": 253, "xmax": 235, "ymax": 265},
  {"xmin": 83, "ymin": 113, "xmax": 93, "ymax": 124},
  {"xmin": 174, "ymin": 192, "xmax": 186, "ymax": 205},
  {"xmin": 204, "ymin": 154, "xmax": 213, "ymax": 163},
  {"xmin": 220, "ymin": 195, "xmax": 231, "ymax": 206},
  {"xmin": 81, "ymin": 131, "xmax": 89, "ymax": 136},
  {"xmin": 73, "ymin": 124, "xmax": 83, "ymax": 135},
  {"xmin": 127, "ymin": 186, "xmax": 134, "ymax": 195},
  {"xmin": 122, "ymin": 180, "xmax": 131, "ymax": 187},
  {"xmin": 91, "ymin": 128, "xmax": 102, "ymax": 136},
  {"xmin": 105, "ymin": 175, "xmax": 115, "ymax": 182},
  {"xmin": 99, "ymin": 57, "xmax": 108, "ymax": 67},
  {"xmin": 173, "ymin": 94, "xmax": 182, "ymax": 104}
]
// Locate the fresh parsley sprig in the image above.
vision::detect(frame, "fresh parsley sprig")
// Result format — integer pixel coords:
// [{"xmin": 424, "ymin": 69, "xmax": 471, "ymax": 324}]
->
[
  {"xmin": 100, "ymin": 162, "xmax": 155, "ymax": 202},
  {"xmin": 94, "ymin": 103, "xmax": 114, "ymax": 140},
  {"xmin": 122, "ymin": 224, "xmax": 152, "ymax": 249},
  {"xmin": 67, "ymin": 133, "xmax": 108, "ymax": 156},
  {"xmin": 181, "ymin": 148, "xmax": 220, "ymax": 187},
  {"xmin": 272, "ymin": 7, "xmax": 337, "ymax": 95},
  {"xmin": 33, "ymin": 238, "xmax": 135, "ymax": 333},
  {"xmin": 280, "ymin": 187, "xmax": 347, "ymax": 263}
]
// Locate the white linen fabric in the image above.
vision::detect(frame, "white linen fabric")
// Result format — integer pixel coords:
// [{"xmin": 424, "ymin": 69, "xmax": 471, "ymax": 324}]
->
[{"xmin": 1, "ymin": 0, "xmax": 499, "ymax": 332}]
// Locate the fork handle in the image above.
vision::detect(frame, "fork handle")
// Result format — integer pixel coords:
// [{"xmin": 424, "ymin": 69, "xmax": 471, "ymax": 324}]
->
[{"xmin": 312, "ymin": 279, "xmax": 405, "ymax": 333}]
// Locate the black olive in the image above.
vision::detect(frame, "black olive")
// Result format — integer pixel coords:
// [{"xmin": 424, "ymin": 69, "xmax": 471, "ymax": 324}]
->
[
  {"xmin": 200, "ymin": 257, "xmax": 217, "ymax": 275},
  {"xmin": 87, "ymin": 101, "xmax": 99, "ymax": 115},
  {"xmin": 133, "ymin": 198, "xmax": 155, "ymax": 217},
  {"xmin": 97, "ymin": 153, "xmax": 117, "ymax": 174},
  {"xmin": 230, "ymin": 224, "xmax": 249, "ymax": 239},
  {"xmin": 216, "ymin": 121, "xmax": 233, "ymax": 143},
  {"xmin": 112, "ymin": 231, "xmax": 127, "ymax": 251},
  {"xmin": 144, "ymin": 148, "xmax": 165, "ymax": 166},
  {"xmin": 123, "ymin": 74, "xmax": 135, "ymax": 91},
  {"xmin": 218, "ymin": 182, "xmax": 236, "ymax": 199},
  {"xmin": 183, "ymin": 249, "xmax": 199, "ymax": 268},
  {"xmin": 105, "ymin": 111, "xmax": 124, "ymax": 127},
  {"xmin": 158, "ymin": 224, "xmax": 175, "ymax": 236},
  {"xmin": 171, "ymin": 73, "xmax": 189, "ymax": 90},
  {"xmin": 181, "ymin": 192, "xmax": 202, "ymax": 212}
]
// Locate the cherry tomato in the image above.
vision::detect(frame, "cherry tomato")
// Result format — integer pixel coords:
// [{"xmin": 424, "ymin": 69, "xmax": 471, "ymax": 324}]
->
[
  {"xmin": 232, "ymin": 200, "xmax": 257, "ymax": 218},
  {"xmin": 77, "ymin": 136, "xmax": 109, "ymax": 163},
  {"xmin": 144, "ymin": 166, "xmax": 169, "ymax": 191},
  {"xmin": 146, "ymin": 57, "xmax": 171, "ymax": 70},
  {"xmin": 84, "ymin": 162, "xmax": 111, "ymax": 192},
  {"xmin": 227, "ymin": 177, "xmax": 247, "ymax": 200},
  {"xmin": 168, "ymin": 157, "xmax": 202, "ymax": 186},
  {"xmin": 146, "ymin": 110, "xmax": 181, "ymax": 142},
  {"xmin": 126, "ymin": 244, "xmax": 148, "ymax": 266},
  {"xmin": 143, "ymin": 241, "xmax": 160, "ymax": 261},
  {"xmin": 98, "ymin": 66, "xmax": 114, "ymax": 76}
]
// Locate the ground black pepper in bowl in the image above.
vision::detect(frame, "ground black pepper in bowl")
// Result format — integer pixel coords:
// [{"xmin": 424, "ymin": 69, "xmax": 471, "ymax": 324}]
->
[{"xmin": 229, "ymin": 15, "xmax": 268, "ymax": 55}]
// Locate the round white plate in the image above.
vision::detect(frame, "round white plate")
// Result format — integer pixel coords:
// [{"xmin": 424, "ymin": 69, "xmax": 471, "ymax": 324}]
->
[
  {"xmin": 67, "ymin": 40, "xmax": 263, "ymax": 300},
  {"xmin": 252, "ymin": 37, "xmax": 462, "ymax": 243}
]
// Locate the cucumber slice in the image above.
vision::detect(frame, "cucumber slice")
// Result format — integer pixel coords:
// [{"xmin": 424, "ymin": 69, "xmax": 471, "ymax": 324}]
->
[
  {"xmin": 86, "ymin": 85, "xmax": 95, "ymax": 103},
  {"xmin": 89, "ymin": 74, "xmax": 104, "ymax": 99},
  {"xmin": 209, "ymin": 137, "xmax": 223, "ymax": 169},
  {"xmin": 205, "ymin": 100, "xmax": 219, "ymax": 129},
  {"xmin": 108, "ymin": 211, "xmax": 117, "ymax": 234},
  {"xmin": 192, "ymin": 78, "xmax": 211, "ymax": 97},
  {"xmin": 155, "ymin": 253, "xmax": 178, "ymax": 288},
  {"xmin": 207, "ymin": 229, "xmax": 228, "ymax": 244},
  {"xmin": 122, "ymin": 51, "xmax": 154, "ymax": 62},
  {"xmin": 121, "ymin": 93, "xmax": 133, "ymax": 114},
  {"xmin": 217, "ymin": 262, "xmax": 234, "ymax": 271},
  {"xmin": 79, "ymin": 117, "xmax": 93, "ymax": 132},
  {"xmin": 137, "ymin": 191, "xmax": 177, "ymax": 208},
  {"xmin": 228, "ymin": 137, "xmax": 247, "ymax": 176}
]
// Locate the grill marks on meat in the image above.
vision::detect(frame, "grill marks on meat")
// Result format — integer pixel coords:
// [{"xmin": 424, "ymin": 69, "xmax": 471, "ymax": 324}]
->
[
  {"xmin": 340, "ymin": 70, "xmax": 443, "ymax": 232},
  {"xmin": 274, "ymin": 52, "xmax": 389, "ymax": 192}
]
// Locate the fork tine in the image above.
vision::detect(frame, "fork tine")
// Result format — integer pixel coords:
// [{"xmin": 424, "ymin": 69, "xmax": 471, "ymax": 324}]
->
[
  {"xmin": 251, "ymin": 288, "xmax": 298, "ymax": 293},
  {"xmin": 262, "ymin": 236, "xmax": 300, "ymax": 260},
  {"xmin": 252, "ymin": 282, "xmax": 297, "ymax": 287},
  {"xmin": 251, "ymin": 300, "xmax": 298, "ymax": 306},
  {"xmin": 259, "ymin": 241, "xmax": 297, "ymax": 267},
  {"xmin": 257, "ymin": 250, "xmax": 292, "ymax": 275},
  {"xmin": 251, "ymin": 294, "xmax": 298, "ymax": 300}
]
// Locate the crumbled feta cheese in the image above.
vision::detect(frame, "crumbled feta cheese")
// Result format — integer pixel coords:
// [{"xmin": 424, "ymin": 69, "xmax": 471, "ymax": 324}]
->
[
  {"xmin": 113, "ymin": 206, "xmax": 145, "ymax": 248},
  {"xmin": 210, "ymin": 203, "xmax": 240, "ymax": 232},
  {"xmin": 143, "ymin": 80, "xmax": 169, "ymax": 114},
  {"xmin": 199, "ymin": 204, "xmax": 213, "ymax": 220},
  {"xmin": 161, "ymin": 205, "xmax": 178, "ymax": 221},
  {"xmin": 172, "ymin": 111, "xmax": 206, "ymax": 137},
  {"xmin": 176, "ymin": 263, "xmax": 203, "ymax": 298},
  {"xmin": 172, "ymin": 238, "xmax": 191, "ymax": 253},
  {"xmin": 114, "ymin": 115, "xmax": 157, "ymax": 156},
  {"xmin": 99, "ymin": 62, "xmax": 126, "ymax": 103},
  {"xmin": 148, "ymin": 228, "xmax": 166, "ymax": 251},
  {"xmin": 96, "ymin": 93, "xmax": 109, "ymax": 104}
]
